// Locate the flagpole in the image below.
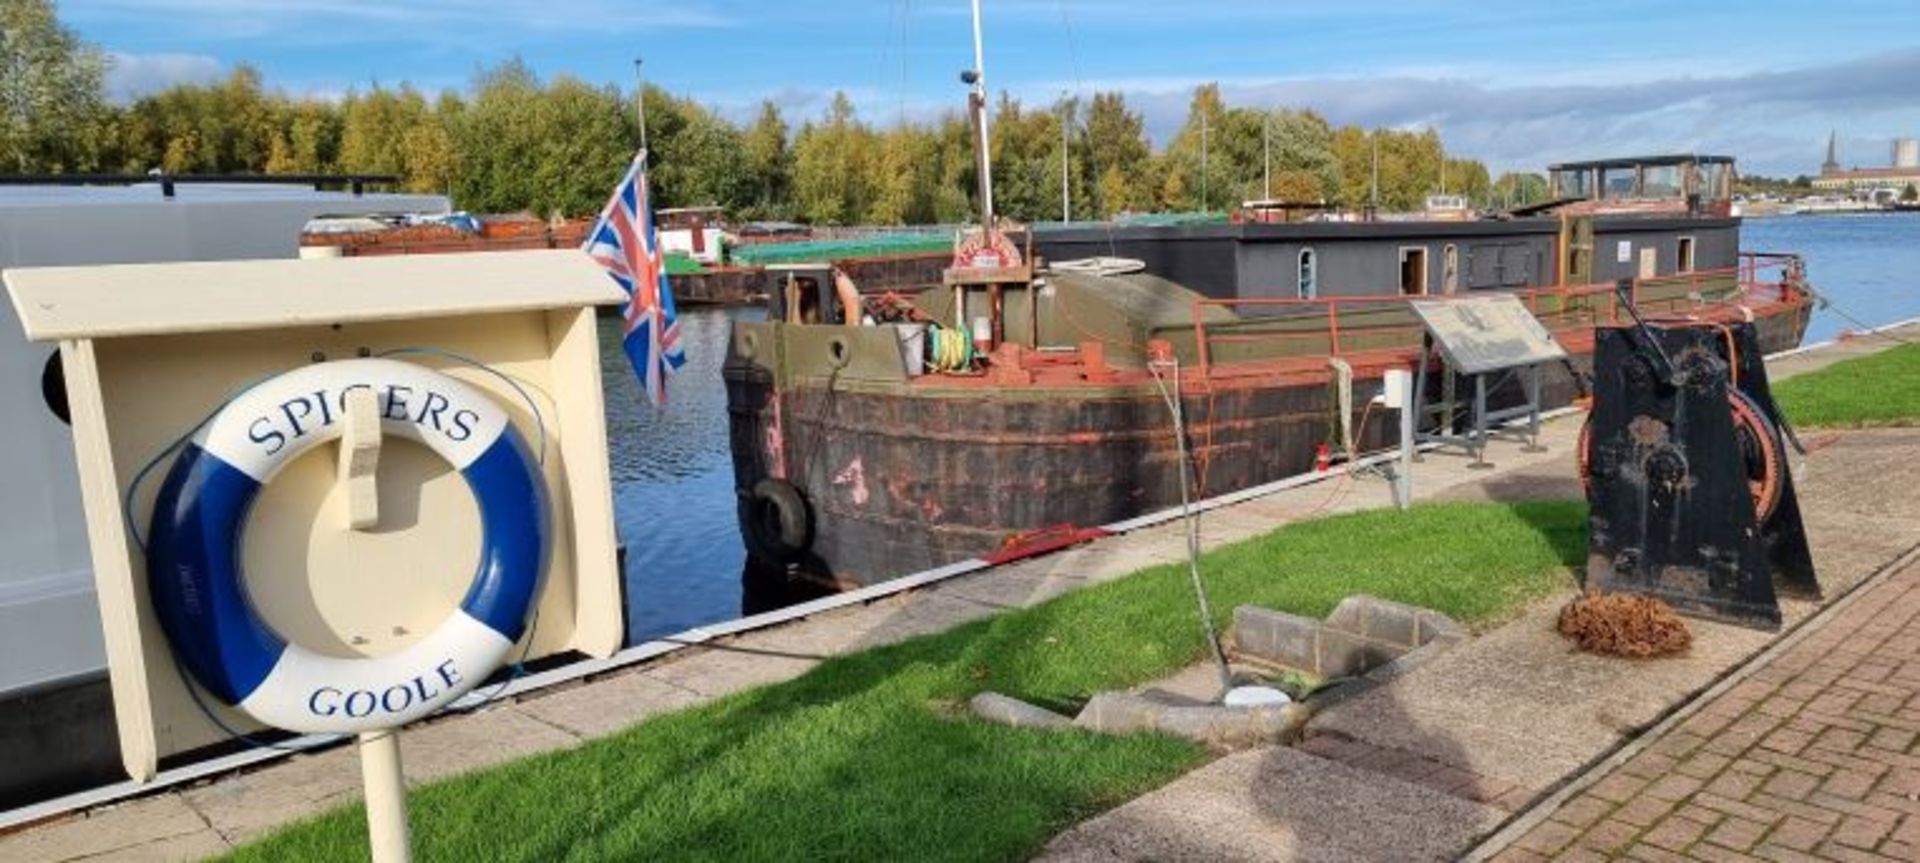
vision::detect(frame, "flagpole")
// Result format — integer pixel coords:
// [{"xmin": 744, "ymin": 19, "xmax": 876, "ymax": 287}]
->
[{"xmin": 633, "ymin": 58, "xmax": 649, "ymax": 155}]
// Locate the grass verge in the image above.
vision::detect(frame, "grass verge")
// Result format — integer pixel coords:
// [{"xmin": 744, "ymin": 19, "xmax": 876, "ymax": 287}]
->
[
  {"xmin": 1774, "ymin": 342, "xmax": 1920, "ymax": 428},
  {"xmin": 233, "ymin": 500, "xmax": 1584, "ymax": 863}
]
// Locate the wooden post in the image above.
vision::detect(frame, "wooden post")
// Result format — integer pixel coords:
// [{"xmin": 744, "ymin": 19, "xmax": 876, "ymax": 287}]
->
[
  {"xmin": 359, "ymin": 730, "xmax": 411, "ymax": 863},
  {"xmin": 338, "ymin": 390, "xmax": 411, "ymax": 862}
]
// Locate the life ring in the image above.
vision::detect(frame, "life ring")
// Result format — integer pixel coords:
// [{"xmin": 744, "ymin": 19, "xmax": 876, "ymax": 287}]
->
[
  {"xmin": 743, "ymin": 478, "xmax": 811, "ymax": 561},
  {"xmin": 146, "ymin": 358, "xmax": 549, "ymax": 734}
]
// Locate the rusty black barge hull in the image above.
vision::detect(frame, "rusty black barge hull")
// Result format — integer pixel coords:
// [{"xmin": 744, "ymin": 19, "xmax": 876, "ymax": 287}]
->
[{"xmin": 725, "ymin": 300, "xmax": 1810, "ymax": 588}]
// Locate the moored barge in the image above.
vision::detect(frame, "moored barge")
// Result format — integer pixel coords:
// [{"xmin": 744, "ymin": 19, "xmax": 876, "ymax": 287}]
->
[{"xmin": 724, "ymin": 155, "xmax": 1815, "ymax": 588}]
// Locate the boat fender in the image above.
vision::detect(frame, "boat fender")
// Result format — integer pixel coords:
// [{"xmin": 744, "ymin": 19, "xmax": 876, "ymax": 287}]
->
[
  {"xmin": 745, "ymin": 478, "xmax": 812, "ymax": 560},
  {"xmin": 144, "ymin": 358, "xmax": 549, "ymax": 734}
]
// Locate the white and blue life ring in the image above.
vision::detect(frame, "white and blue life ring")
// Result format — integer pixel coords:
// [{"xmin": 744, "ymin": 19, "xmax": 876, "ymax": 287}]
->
[{"xmin": 146, "ymin": 358, "xmax": 549, "ymax": 735}]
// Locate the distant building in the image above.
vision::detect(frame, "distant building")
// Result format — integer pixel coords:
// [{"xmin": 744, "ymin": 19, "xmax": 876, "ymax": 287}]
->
[
  {"xmin": 1896, "ymin": 138, "xmax": 1920, "ymax": 170},
  {"xmin": 1813, "ymin": 131, "xmax": 1920, "ymax": 192}
]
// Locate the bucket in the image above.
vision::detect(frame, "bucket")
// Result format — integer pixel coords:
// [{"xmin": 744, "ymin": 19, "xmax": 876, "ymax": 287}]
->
[{"xmin": 896, "ymin": 323, "xmax": 927, "ymax": 377}]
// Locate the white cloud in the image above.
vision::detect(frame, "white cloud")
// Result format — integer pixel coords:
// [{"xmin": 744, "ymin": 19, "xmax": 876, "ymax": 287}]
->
[
  {"xmin": 996, "ymin": 48, "xmax": 1920, "ymax": 177},
  {"xmin": 104, "ymin": 52, "xmax": 225, "ymax": 101}
]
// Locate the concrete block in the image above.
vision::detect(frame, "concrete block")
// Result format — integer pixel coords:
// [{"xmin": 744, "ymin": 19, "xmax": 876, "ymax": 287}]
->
[
  {"xmin": 1153, "ymin": 703, "xmax": 1311, "ymax": 750},
  {"xmin": 969, "ymin": 692, "xmax": 1072, "ymax": 730},
  {"xmin": 1317, "ymin": 627, "xmax": 1396, "ymax": 678},
  {"xmin": 1154, "ymin": 707, "xmax": 1244, "ymax": 747},
  {"xmin": 1416, "ymin": 610, "xmax": 1467, "ymax": 644},
  {"xmin": 1074, "ymin": 692, "xmax": 1167, "ymax": 734},
  {"xmin": 1328, "ymin": 594, "xmax": 1421, "ymax": 648},
  {"xmin": 1231, "ymin": 605, "xmax": 1319, "ymax": 669}
]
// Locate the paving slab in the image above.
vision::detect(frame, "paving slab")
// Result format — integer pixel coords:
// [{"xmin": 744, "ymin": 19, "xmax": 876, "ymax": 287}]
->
[
  {"xmin": 928, "ymin": 557, "xmax": 1090, "ymax": 609},
  {"xmin": 179, "ymin": 746, "xmax": 359, "ymax": 844},
  {"xmin": 397, "ymin": 705, "xmax": 580, "ymax": 782},
  {"xmin": 514, "ymin": 670, "xmax": 705, "ymax": 739},
  {"xmin": 638, "ymin": 642, "xmax": 821, "ymax": 700},
  {"xmin": 0, "ymin": 795, "xmax": 218, "ymax": 863},
  {"xmin": 1310, "ymin": 600, "xmax": 1776, "ymax": 792},
  {"xmin": 1037, "ymin": 746, "xmax": 1505, "ymax": 862}
]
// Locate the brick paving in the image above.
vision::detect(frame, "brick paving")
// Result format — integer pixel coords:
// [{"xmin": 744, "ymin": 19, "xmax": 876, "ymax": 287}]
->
[{"xmin": 1494, "ymin": 554, "xmax": 1920, "ymax": 863}]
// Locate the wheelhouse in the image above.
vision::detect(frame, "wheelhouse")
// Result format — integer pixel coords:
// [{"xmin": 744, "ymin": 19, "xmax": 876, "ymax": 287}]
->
[{"xmin": 1548, "ymin": 155, "xmax": 1735, "ymax": 216}]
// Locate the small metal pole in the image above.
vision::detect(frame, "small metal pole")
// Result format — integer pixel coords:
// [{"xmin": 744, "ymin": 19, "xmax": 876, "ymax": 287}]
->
[
  {"xmin": 1386, "ymin": 368, "xmax": 1414, "ymax": 509},
  {"xmin": 1469, "ymin": 374, "xmax": 1492, "ymax": 470},
  {"xmin": 1263, "ymin": 111, "xmax": 1271, "ymax": 200},
  {"xmin": 1523, "ymin": 364, "xmax": 1547, "ymax": 453},
  {"xmin": 1200, "ymin": 112, "xmax": 1210, "ymax": 212},
  {"xmin": 1410, "ymin": 340, "xmax": 1430, "ymax": 464},
  {"xmin": 360, "ymin": 730, "xmax": 411, "ymax": 863},
  {"xmin": 1060, "ymin": 94, "xmax": 1072, "ymax": 223},
  {"xmin": 633, "ymin": 58, "xmax": 649, "ymax": 153}
]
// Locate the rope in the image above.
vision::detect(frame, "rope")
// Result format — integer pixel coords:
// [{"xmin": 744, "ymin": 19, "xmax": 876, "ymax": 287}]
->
[{"xmin": 926, "ymin": 323, "xmax": 975, "ymax": 372}]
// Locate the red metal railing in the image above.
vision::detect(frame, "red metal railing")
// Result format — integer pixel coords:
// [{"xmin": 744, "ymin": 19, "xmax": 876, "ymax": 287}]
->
[{"xmin": 1189, "ymin": 253, "xmax": 1805, "ymax": 377}]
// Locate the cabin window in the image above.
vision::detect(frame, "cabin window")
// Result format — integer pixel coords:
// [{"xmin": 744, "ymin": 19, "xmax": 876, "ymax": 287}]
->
[
  {"xmin": 1398, "ymin": 247, "xmax": 1428, "ymax": 296},
  {"xmin": 1443, "ymin": 244, "xmax": 1459, "ymax": 293},
  {"xmin": 1678, "ymin": 236, "xmax": 1696, "ymax": 273},
  {"xmin": 1697, "ymin": 162, "xmax": 1730, "ymax": 200},
  {"xmin": 1601, "ymin": 167, "xmax": 1638, "ymax": 199},
  {"xmin": 1642, "ymin": 165, "xmax": 1682, "ymax": 199},
  {"xmin": 1552, "ymin": 168, "xmax": 1594, "ymax": 199},
  {"xmin": 1297, "ymin": 248, "xmax": 1318, "ymax": 299}
]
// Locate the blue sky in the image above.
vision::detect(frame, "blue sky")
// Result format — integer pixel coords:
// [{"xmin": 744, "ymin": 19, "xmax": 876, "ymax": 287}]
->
[{"xmin": 63, "ymin": 0, "xmax": 1920, "ymax": 177}]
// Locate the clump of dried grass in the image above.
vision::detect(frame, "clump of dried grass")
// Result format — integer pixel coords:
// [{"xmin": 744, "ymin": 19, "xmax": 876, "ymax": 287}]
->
[{"xmin": 1558, "ymin": 591, "xmax": 1692, "ymax": 657}]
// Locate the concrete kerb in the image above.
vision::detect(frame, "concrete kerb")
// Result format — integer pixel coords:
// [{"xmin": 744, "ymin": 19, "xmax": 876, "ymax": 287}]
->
[{"xmin": 1461, "ymin": 538, "xmax": 1920, "ymax": 861}]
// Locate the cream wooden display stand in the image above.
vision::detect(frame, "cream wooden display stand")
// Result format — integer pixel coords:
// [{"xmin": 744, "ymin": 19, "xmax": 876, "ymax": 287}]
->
[{"xmin": 5, "ymin": 250, "xmax": 627, "ymax": 861}]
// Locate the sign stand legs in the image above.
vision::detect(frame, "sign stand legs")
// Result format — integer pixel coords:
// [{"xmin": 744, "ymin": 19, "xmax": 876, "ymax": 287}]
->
[{"xmin": 360, "ymin": 730, "xmax": 412, "ymax": 863}]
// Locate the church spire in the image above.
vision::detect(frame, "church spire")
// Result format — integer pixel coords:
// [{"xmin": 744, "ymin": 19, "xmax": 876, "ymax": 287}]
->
[{"xmin": 1822, "ymin": 130, "xmax": 1840, "ymax": 173}]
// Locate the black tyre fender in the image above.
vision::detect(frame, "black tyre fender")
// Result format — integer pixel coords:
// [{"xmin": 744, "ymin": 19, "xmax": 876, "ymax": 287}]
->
[{"xmin": 743, "ymin": 478, "xmax": 812, "ymax": 560}]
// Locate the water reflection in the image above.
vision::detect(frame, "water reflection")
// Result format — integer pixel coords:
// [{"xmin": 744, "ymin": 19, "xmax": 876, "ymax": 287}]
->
[{"xmin": 600, "ymin": 307, "xmax": 761, "ymax": 642}]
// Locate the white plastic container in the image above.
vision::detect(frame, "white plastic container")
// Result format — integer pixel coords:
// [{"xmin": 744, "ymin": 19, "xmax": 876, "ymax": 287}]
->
[{"xmin": 897, "ymin": 323, "xmax": 927, "ymax": 377}]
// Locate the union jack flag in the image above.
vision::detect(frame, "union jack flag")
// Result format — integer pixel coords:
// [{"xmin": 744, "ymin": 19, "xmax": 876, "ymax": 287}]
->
[{"xmin": 584, "ymin": 150, "xmax": 685, "ymax": 405}]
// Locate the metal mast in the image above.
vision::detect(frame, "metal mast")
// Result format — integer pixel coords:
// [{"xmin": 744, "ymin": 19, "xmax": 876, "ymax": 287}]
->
[
  {"xmin": 969, "ymin": 0, "xmax": 995, "ymax": 226},
  {"xmin": 1060, "ymin": 93, "xmax": 1072, "ymax": 223},
  {"xmin": 633, "ymin": 58, "xmax": 649, "ymax": 153},
  {"xmin": 1263, "ymin": 110, "xmax": 1271, "ymax": 200},
  {"xmin": 1200, "ymin": 111, "xmax": 1209, "ymax": 212}
]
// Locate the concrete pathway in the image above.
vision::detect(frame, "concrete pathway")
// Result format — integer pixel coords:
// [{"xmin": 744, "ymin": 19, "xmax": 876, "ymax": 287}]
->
[
  {"xmin": 1478, "ymin": 548, "xmax": 1920, "ymax": 863},
  {"xmin": 1036, "ymin": 428, "xmax": 1920, "ymax": 863}
]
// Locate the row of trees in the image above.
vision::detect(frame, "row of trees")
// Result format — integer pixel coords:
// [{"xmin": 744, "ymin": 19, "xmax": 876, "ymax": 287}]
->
[{"xmin": 5, "ymin": 0, "xmax": 1549, "ymax": 222}]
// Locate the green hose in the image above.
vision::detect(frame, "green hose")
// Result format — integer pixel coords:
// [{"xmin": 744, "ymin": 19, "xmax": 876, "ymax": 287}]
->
[{"xmin": 927, "ymin": 323, "xmax": 974, "ymax": 372}]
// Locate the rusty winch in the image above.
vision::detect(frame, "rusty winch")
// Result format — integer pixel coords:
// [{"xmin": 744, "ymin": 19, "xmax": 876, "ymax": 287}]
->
[{"xmin": 1579, "ymin": 281, "xmax": 1817, "ymax": 630}]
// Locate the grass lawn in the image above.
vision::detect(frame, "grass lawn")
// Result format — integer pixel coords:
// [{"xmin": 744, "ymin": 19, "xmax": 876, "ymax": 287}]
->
[
  {"xmin": 1774, "ymin": 342, "xmax": 1920, "ymax": 428},
  {"xmin": 232, "ymin": 500, "xmax": 1584, "ymax": 863}
]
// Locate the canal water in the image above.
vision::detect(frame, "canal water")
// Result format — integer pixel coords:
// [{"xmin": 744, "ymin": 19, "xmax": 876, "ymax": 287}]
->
[
  {"xmin": 605, "ymin": 213, "xmax": 1920, "ymax": 645},
  {"xmin": 1746, "ymin": 211, "xmax": 1920, "ymax": 342}
]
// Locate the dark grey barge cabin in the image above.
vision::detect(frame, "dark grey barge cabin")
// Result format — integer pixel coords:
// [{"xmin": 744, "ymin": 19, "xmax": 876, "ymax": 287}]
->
[{"xmin": 1034, "ymin": 154, "xmax": 1742, "ymax": 303}]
